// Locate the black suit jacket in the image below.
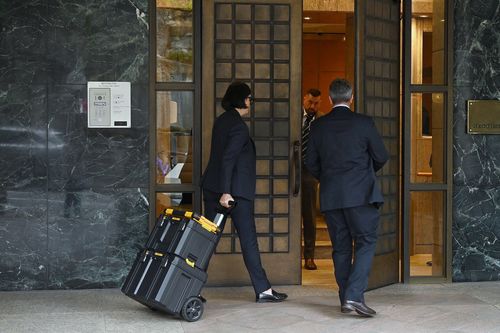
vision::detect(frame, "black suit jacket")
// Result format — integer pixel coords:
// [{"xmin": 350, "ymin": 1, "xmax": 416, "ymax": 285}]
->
[
  {"xmin": 305, "ymin": 106, "xmax": 389, "ymax": 211},
  {"xmin": 201, "ymin": 108, "xmax": 256, "ymax": 200}
]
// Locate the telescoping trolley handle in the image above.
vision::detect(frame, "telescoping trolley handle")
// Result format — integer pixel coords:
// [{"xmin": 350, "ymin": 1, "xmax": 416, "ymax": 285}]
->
[{"xmin": 213, "ymin": 200, "xmax": 236, "ymax": 227}]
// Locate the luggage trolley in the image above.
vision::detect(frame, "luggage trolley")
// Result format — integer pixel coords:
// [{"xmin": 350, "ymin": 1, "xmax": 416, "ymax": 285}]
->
[{"xmin": 122, "ymin": 207, "xmax": 229, "ymax": 322}]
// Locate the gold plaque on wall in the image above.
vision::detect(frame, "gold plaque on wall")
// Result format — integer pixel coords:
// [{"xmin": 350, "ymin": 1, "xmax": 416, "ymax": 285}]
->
[{"xmin": 467, "ymin": 100, "xmax": 500, "ymax": 134}]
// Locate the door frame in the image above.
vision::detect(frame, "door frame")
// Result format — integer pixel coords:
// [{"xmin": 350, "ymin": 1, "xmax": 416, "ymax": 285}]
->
[
  {"xmin": 401, "ymin": 0, "xmax": 454, "ymax": 283},
  {"xmin": 148, "ymin": 0, "xmax": 203, "ymax": 230}
]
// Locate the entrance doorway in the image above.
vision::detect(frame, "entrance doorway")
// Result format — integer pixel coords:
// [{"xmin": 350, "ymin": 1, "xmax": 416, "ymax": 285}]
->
[
  {"xmin": 300, "ymin": 0, "xmax": 400, "ymax": 290},
  {"xmin": 149, "ymin": 0, "xmax": 401, "ymax": 289},
  {"xmin": 301, "ymin": 7, "xmax": 355, "ymax": 288}
]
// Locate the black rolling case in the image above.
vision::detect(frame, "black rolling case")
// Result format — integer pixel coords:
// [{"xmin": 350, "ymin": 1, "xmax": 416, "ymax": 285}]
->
[
  {"xmin": 145, "ymin": 210, "xmax": 220, "ymax": 270},
  {"xmin": 122, "ymin": 208, "xmax": 227, "ymax": 322}
]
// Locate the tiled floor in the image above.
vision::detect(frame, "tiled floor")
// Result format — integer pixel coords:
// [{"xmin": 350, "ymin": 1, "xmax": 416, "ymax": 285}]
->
[{"xmin": 1, "ymin": 282, "xmax": 499, "ymax": 333}]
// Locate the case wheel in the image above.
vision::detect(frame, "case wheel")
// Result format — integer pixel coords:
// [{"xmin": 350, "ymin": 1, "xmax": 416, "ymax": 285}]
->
[{"xmin": 181, "ymin": 297, "xmax": 204, "ymax": 322}]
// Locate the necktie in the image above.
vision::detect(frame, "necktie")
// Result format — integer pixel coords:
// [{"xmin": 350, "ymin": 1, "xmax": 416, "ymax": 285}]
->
[{"xmin": 302, "ymin": 113, "xmax": 314, "ymax": 161}]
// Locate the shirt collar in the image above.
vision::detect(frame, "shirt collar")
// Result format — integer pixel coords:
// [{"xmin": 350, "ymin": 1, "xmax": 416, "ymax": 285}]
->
[
  {"xmin": 303, "ymin": 108, "xmax": 316, "ymax": 118},
  {"xmin": 333, "ymin": 103, "xmax": 350, "ymax": 109}
]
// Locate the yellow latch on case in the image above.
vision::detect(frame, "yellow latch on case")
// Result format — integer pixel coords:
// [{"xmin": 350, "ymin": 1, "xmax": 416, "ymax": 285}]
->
[
  {"xmin": 185, "ymin": 258, "xmax": 195, "ymax": 268},
  {"xmin": 196, "ymin": 215, "xmax": 219, "ymax": 234}
]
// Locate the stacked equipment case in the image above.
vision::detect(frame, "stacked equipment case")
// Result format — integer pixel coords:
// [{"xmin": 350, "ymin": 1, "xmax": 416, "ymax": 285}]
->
[{"xmin": 121, "ymin": 208, "xmax": 224, "ymax": 322}]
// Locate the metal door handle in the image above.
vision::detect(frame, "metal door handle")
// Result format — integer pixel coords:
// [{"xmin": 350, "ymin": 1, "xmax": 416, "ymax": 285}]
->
[{"xmin": 292, "ymin": 140, "xmax": 300, "ymax": 197}]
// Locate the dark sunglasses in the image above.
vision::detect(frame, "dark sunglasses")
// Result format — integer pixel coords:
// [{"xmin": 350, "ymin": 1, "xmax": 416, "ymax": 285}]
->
[{"xmin": 247, "ymin": 95, "xmax": 255, "ymax": 104}]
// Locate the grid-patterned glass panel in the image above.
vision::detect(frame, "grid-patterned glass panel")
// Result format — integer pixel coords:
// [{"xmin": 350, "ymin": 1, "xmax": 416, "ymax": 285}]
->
[
  {"xmin": 214, "ymin": 3, "xmax": 291, "ymax": 253},
  {"xmin": 364, "ymin": 0, "xmax": 400, "ymax": 261},
  {"xmin": 256, "ymin": 217, "xmax": 270, "ymax": 233}
]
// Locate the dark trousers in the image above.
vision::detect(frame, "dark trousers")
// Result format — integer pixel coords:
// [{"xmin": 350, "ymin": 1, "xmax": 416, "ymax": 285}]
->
[
  {"xmin": 324, "ymin": 205, "xmax": 379, "ymax": 303},
  {"xmin": 203, "ymin": 190, "xmax": 271, "ymax": 294},
  {"xmin": 301, "ymin": 169, "xmax": 318, "ymax": 259}
]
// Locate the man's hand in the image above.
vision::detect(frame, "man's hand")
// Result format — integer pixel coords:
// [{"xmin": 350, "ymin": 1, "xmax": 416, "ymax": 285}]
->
[{"xmin": 219, "ymin": 193, "xmax": 234, "ymax": 208}]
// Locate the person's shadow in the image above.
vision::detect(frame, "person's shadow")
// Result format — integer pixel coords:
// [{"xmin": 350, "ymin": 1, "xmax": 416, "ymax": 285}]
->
[{"xmin": 64, "ymin": 178, "xmax": 81, "ymax": 218}]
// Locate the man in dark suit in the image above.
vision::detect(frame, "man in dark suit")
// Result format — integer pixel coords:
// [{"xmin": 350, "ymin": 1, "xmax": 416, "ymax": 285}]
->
[
  {"xmin": 301, "ymin": 88, "xmax": 321, "ymax": 270},
  {"xmin": 305, "ymin": 78, "xmax": 389, "ymax": 317},
  {"xmin": 201, "ymin": 81, "xmax": 287, "ymax": 303}
]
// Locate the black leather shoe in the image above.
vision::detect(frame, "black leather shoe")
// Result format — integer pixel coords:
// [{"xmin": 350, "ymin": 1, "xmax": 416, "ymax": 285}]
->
[
  {"xmin": 256, "ymin": 290, "xmax": 288, "ymax": 303},
  {"xmin": 341, "ymin": 300, "xmax": 376, "ymax": 317},
  {"xmin": 304, "ymin": 258, "xmax": 317, "ymax": 270},
  {"xmin": 340, "ymin": 304, "xmax": 353, "ymax": 313}
]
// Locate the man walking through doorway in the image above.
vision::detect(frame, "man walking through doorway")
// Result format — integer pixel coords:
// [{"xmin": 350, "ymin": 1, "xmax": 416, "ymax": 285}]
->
[
  {"xmin": 305, "ymin": 79, "xmax": 388, "ymax": 317},
  {"xmin": 301, "ymin": 88, "xmax": 321, "ymax": 270}
]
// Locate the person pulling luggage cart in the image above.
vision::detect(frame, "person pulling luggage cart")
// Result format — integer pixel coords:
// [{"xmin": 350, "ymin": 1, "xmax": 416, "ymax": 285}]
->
[{"xmin": 200, "ymin": 81, "xmax": 288, "ymax": 304}]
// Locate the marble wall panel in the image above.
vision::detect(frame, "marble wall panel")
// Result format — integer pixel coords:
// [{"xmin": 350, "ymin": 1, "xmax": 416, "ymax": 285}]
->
[
  {"xmin": 453, "ymin": 0, "xmax": 500, "ymax": 281},
  {"xmin": 0, "ymin": 83, "xmax": 49, "ymax": 289},
  {"xmin": 0, "ymin": 190, "xmax": 48, "ymax": 291},
  {"xmin": 44, "ymin": 0, "xmax": 149, "ymax": 85},
  {"xmin": 0, "ymin": 84, "xmax": 48, "ymax": 189},
  {"xmin": 453, "ymin": 185, "xmax": 500, "ymax": 281},
  {"xmin": 454, "ymin": 0, "xmax": 499, "ymax": 51},
  {"xmin": 47, "ymin": 188, "xmax": 149, "ymax": 289},
  {"xmin": 0, "ymin": 0, "xmax": 150, "ymax": 291},
  {"xmin": 47, "ymin": 84, "xmax": 149, "ymax": 191},
  {"xmin": 453, "ymin": 87, "xmax": 500, "ymax": 188},
  {"xmin": 0, "ymin": 2, "xmax": 49, "ymax": 84}
]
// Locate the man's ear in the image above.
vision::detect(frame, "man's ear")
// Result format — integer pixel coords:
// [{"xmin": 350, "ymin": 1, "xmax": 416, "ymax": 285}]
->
[{"xmin": 328, "ymin": 96, "xmax": 333, "ymax": 106}]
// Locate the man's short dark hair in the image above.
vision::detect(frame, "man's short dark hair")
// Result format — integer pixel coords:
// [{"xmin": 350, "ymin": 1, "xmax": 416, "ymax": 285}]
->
[
  {"xmin": 329, "ymin": 79, "xmax": 352, "ymax": 104},
  {"xmin": 307, "ymin": 88, "xmax": 321, "ymax": 97}
]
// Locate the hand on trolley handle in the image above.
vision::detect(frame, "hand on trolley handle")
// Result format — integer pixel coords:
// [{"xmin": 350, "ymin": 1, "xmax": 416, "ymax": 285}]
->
[{"xmin": 219, "ymin": 193, "xmax": 235, "ymax": 208}]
